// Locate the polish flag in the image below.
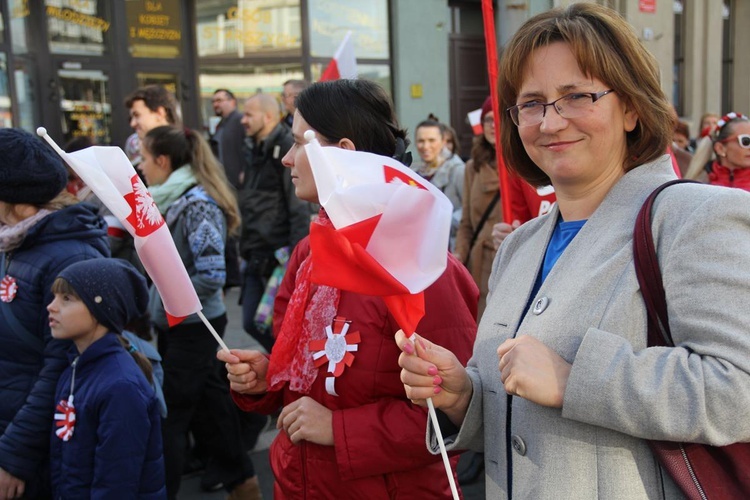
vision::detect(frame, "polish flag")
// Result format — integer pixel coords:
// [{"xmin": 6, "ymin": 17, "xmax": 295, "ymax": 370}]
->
[
  {"xmin": 319, "ymin": 31, "xmax": 357, "ymax": 81},
  {"xmin": 303, "ymin": 131, "xmax": 452, "ymax": 335},
  {"xmin": 467, "ymin": 108, "xmax": 483, "ymax": 135},
  {"xmin": 37, "ymin": 128, "xmax": 202, "ymax": 327}
]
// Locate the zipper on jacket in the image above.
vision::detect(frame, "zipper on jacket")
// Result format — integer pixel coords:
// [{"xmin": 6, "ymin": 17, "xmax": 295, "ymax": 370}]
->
[
  {"xmin": 680, "ymin": 444, "xmax": 706, "ymax": 500},
  {"xmin": 67, "ymin": 356, "xmax": 79, "ymax": 408},
  {"xmin": 730, "ymin": 169, "xmax": 735, "ymax": 188}
]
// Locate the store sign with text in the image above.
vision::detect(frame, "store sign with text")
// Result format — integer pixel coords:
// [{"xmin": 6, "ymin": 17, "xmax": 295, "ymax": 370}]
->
[
  {"xmin": 639, "ymin": 0, "xmax": 656, "ymax": 13},
  {"xmin": 125, "ymin": 0, "xmax": 182, "ymax": 58}
]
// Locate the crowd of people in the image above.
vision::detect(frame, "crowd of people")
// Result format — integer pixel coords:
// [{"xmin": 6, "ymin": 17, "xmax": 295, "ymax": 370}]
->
[{"xmin": 0, "ymin": 3, "xmax": 749, "ymax": 500}]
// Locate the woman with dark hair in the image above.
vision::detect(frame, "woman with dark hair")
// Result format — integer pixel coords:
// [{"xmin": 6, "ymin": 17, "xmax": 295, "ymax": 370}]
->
[
  {"xmin": 398, "ymin": 4, "xmax": 750, "ymax": 498},
  {"xmin": 139, "ymin": 126, "xmax": 259, "ymax": 499},
  {"xmin": 412, "ymin": 118, "xmax": 465, "ymax": 250},
  {"xmin": 218, "ymin": 79, "xmax": 478, "ymax": 498},
  {"xmin": 455, "ymin": 97, "xmax": 502, "ymax": 319}
]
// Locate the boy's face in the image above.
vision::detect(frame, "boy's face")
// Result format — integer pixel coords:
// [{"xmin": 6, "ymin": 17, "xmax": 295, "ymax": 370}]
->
[
  {"xmin": 129, "ymin": 99, "xmax": 169, "ymax": 139},
  {"xmin": 48, "ymin": 293, "xmax": 106, "ymax": 353}
]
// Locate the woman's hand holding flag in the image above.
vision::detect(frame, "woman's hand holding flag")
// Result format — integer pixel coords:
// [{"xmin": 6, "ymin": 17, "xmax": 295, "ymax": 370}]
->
[{"xmin": 395, "ymin": 330, "xmax": 474, "ymax": 427}]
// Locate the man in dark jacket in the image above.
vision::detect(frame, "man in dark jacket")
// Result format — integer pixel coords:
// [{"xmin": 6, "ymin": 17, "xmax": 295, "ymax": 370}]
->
[
  {"xmin": 210, "ymin": 88, "xmax": 245, "ymax": 190},
  {"xmin": 239, "ymin": 93, "xmax": 310, "ymax": 352},
  {"xmin": 281, "ymin": 79, "xmax": 309, "ymax": 128},
  {"xmin": 209, "ymin": 88, "xmax": 245, "ymax": 290}
]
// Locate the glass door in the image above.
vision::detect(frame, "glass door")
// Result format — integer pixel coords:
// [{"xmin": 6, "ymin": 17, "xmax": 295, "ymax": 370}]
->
[{"xmin": 0, "ymin": 54, "xmax": 11, "ymax": 128}]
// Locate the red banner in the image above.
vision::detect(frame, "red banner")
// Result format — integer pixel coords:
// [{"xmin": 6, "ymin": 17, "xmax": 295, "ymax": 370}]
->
[{"xmin": 481, "ymin": 0, "xmax": 513, "ymax": 224}]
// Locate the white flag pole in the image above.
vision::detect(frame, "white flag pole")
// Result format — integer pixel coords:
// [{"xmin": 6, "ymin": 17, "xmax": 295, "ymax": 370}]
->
[
  {"xmin": 197, "ymin": 311, "xmax": 230, "ymax": 353},
  {"xmin": 412, "ymin": 336, "xmax": 459, "ymax": 500}
]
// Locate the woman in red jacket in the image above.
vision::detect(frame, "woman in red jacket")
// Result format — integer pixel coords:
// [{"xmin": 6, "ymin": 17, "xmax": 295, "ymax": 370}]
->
[
  {"xmin": 706, "ymin": 112, "xmax": 750, "ymax": 191},
  {"xmin": 218, "ymin": 79, "xmax": 478, "ymax": 499}
]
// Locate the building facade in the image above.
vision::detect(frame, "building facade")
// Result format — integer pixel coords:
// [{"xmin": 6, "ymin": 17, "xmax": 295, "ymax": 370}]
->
[{"xmin": 0, "ymin": 0, "xmax": 746, "ymax": 154}]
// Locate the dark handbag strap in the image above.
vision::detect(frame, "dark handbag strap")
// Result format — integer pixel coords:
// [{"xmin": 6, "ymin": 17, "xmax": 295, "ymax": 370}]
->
[
  {"xmin": 0, "ymin": 253, "xmax": 44, "ymax": 354},
  {"xmin": 633, "ymin": 179, "xmax": 698, "ymax": 347},
  {"xmin": 464, "ymin": 190, "xmax": 501, "ymax": 266}
]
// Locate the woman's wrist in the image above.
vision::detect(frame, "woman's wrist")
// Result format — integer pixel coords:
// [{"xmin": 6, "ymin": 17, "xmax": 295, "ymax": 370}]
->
[{"xmin": 443, "ymin": 373, "xmax": 473, "ymax": 427}]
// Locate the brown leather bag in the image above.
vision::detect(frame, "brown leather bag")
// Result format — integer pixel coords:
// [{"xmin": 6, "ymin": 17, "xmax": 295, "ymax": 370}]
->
[{"xmin": 633, "ymin": 179, "xmax": 750, "ymax": 500}]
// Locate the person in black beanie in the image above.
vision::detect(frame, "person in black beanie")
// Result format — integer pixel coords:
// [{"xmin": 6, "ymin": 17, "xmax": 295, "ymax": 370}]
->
[
  {"xmin": 47, "ymin": 259, "xmax": 165, "ymax": 498},
  {"xmin": 0, "ymin": 128, "xmax": 110, "ymax": 499}
]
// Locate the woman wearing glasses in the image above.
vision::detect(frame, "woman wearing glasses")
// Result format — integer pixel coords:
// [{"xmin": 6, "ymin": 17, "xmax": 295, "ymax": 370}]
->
[{"xmin": 397, "ymin": 4, "xmax": 750, "ymax": 499}]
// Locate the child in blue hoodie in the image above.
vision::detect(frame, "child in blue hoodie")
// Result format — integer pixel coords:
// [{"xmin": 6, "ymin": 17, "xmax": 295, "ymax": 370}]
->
[{"xmin": 47, "ymin": 259, "xmax": 166, "ymax": 499}]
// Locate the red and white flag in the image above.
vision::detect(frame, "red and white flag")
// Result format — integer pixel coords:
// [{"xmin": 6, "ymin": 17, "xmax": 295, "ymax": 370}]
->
[
  {"xmin": 467, "ymin": 108, "xmax": 483, "ymax": 135},
  {"xmin": 38, "ymin": 130, "xmax": 202, "ymax": 327},
  {"xmin": 319, "ymin": 31, "xmax": 357, "ymax": 81},
  {"xmin": 303, "ymin": 132, "xmax": 452, "ymax": 335}
]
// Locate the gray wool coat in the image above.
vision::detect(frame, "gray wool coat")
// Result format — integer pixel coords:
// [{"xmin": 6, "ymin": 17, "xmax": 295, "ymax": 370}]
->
[{"xmin": 432, "ymin": 156, "xmax": 750, "ymax": 499}]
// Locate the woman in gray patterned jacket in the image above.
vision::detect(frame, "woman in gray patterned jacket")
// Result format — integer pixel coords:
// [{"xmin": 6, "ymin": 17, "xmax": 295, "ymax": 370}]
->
[{"xmin": 139, "ymin": 126, "xmax": 260, "ymax": 500}]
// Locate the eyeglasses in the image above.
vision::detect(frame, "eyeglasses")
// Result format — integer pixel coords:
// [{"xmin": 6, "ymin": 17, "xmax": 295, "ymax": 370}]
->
[
  {"xmin": 482, "ymin": 116, "xmax": 495, "ymax": 125},
  {"xmin": 721, "ymin": 134, "xmax": 750, "ymax": 148},
  {"xmin": 507, "ymin": 89, "xmax": 615, "ymax": 127}
]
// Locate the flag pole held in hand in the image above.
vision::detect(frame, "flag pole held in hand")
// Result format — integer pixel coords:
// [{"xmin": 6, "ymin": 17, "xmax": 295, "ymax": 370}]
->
[{"xmin": 411, "ymin": 335, "xmax": 460, "ymax": 500}]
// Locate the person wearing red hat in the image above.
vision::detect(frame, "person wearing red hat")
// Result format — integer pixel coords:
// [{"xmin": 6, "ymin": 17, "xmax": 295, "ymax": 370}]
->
[{"xmin": 455, "ymin": 96, "xmax": 501, "ymax": 319}]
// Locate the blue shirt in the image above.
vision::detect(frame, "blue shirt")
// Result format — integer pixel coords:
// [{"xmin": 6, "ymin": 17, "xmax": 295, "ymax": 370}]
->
[
  {"xmin": 541, "ymin": 217, "xmax": 587, "ymax": 283},
  {"xmin": 530, "ymin": 216, "xmax": 586, "ymax": 302}
]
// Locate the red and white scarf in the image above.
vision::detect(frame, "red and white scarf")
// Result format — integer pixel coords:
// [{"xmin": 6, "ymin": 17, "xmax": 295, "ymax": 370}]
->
[{"xmin": 266, "ymin": 211, "xmax": 340, "ymax": 394}]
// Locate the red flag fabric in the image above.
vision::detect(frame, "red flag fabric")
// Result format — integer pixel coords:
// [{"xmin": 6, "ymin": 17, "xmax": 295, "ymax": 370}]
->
[
  {"xmin": 482, "ymin": 0, "xmax": 513, "ymax": 223},
  {"xmin": 39, "ymin": 130, "xmax": 202, "ymax": 326},
  {"xmin": 303, "ymin": 133, "xmax": 452, "ymax": 335},
  {"xmin": 467, "ymin": 108, "xmax": 483, "ymax": 135},
  {"xmin": 319, "ymin": 31, "xmax": 357, "ymax": 81}
]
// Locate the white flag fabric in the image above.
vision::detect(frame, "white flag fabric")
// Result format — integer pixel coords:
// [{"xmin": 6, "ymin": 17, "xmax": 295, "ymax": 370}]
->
[
  {"xmin": 467, "ymin": 108, "xmax": 483, "ymax": 135},
  {"xmin": 47, "ymin": 140, "xmax": 202, "ymax": 325},
  {"xmin": 320, "ymin": 31, "xmax": 357, "ymax": 81},
  {"xmin": 303, "ymin": 133, "xmax": 452, "ymax": 334}
]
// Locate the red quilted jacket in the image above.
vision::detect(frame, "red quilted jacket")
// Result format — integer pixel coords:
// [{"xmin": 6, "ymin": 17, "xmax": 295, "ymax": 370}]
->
[
  {"xmin": 233, "ymin": 237, "xmax": 478, "ymax": 499},
  {"xmin": 708, "ymin": 161, "xmax": 750, "ymax": 192}
]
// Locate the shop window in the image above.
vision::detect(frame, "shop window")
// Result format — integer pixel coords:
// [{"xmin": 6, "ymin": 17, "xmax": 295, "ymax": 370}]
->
[
  {"xmin": 196, "ymin": 0, "xmax": 302, "ymax": 58},
  {"xmin": 126, "ymin": 0, "xmax": 182, "ymax": 58},
  {"xmin": 198, "ymin": 61, "xmax": 303, "ymax": 132},
  {"xmin": 12, "ymin": 58, "xmax": 36, "ymax": 131},
  {"xmin": 136, "ymin": 72, "xmax": 180, "ymax": 100},
  {"xmin": 45, "ymin": 0, "xmax": 111, "ymax": 56},
  {"xmin": 0, "ymin": 54, "xmax": 11, "ymax": 128},
  {"xmin": 58, "ymin": 68, "xmax": 111, "ymax": 144},
  {"xmin": 9, "ymin": 0, "xmax": 31, "ymax": 54},
  {"xmin": 308, "ymin": 0, "xmax": 389, "ymax": 59},
  {"xmin": 309, "ymin": 61, "xmax": 391, "ymax": 96}
]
